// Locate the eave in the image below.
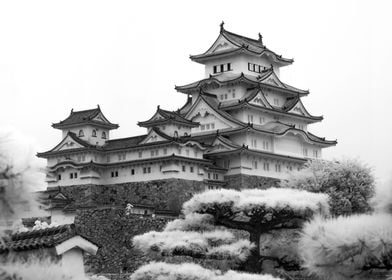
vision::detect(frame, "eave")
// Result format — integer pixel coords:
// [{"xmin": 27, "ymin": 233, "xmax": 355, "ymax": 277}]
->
[
  {"xmin": 52, "ymin": 120, "xmax": 119, "ymax": 130},
  {"xmin": 221, "ymin": 101, "xmax": 323, "ymax": 123},
  {"xmin": 48, "ymin": 155, "xmax": 212, "ymax": 170},
  {"xmin": 205, "ymin": 146, "xmax": 307, "ymax": 163}
]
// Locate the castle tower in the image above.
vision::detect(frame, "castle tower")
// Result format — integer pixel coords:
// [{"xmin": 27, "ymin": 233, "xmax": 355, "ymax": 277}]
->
[{"xmin": 38, "ymin": 24, "xmax": 336, "ymax": 193}]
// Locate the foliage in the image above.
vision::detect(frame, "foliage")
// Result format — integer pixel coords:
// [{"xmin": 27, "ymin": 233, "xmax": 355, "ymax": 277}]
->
[
  {"xmin": 299, "ymin": 179, "xmax": 392, "ymax": 279},
  {"xmin": 281, "ymin": 159, "xmax": 375, "ymax": 216},
  {"xmin": 133, "ymin": 229, "xmax": 254, "ymax": 262},
  {"xmin": 130, "ymin": 262, "xmax": 282, "ymax": 280},
  {"xmin": 183, "ymin": 187, "xmax": 329, "ymax": 218},
  {"xmin": 0, "ymin": 129, "xmax": 44, "ymax": 224},
  {"xmin": 132, "ymin": 187, "xmax": 329, "ymax": 277}
]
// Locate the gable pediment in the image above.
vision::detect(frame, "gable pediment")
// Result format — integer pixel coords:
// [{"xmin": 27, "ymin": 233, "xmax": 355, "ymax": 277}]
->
[
  {"xmin": 54, "ymin": 135, "xmax": 86, "ymax": 152},
  {"xmin": 205, "ymin": 35, "xmax": 237, "ymax": 55},
  {"xmin": 139, "ymin": 129, "xmax": 170, "ymax": 144},
  {"xmin": 207, "ymin": 137, "xmax": 238, "ymax": 153},
  {"xmin": 263, "ymin": 72, "xmax": 284, "ymax": 88},
  {"xmin": 287, "ymin": 100, "xmax": 308, "ymax": 117},
  {"xmin": 248, "ymin": 91, "xmax": 273, "ymax": 108},
  {"xmin": 186, "ymin": 99, "xmax": 237, "ymax": 130},
  {"xmin": 92, "ymin": 112, "xmax": 110, "ymax": 124}
]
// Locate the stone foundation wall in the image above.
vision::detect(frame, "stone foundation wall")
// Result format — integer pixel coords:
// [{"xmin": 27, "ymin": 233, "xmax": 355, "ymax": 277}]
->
[
  {"xmin": 52, "ymin": 178, "xmax": 206, "ymax": 213},
  {"xmin": 75, "ymin": 209, "xmax": 173, "ymax": 274},
  {"xmin": 224, "ymin": 174, "xmax": 280, "ymax": 190}
]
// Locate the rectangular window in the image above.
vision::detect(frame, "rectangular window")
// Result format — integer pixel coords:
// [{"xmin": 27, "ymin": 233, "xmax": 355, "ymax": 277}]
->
[
  {"xmin": 224, "ymin": 93, "xmax": 228, "ymax": 99},
  {"xmin": 220, "ymin": 94, "xmax": 224, "ymax": 100},
  {"xmin": 57, "ymin": 174, "xmax": 61, "ymax": 180},
  {"xmin": 303, "ymin": 148, "xmax": 308, "ymax": 157},
  {"xmin": 138, "ymin": 151, "xmax": 142, "ymax": 158},
  {"xmin": 190, "ymin": 166, "xmax": 194, "ymax": 173},
  {"xmin": 163, "ymin": 148, "xmax": 167, "ymax": 155},
  {"xmin": 248, "ymin": 63, "xmax": 252, "ymax": 71},
  {"xmin": 254, "ymin": 161, "xmax": 258, "ymax": 169},
  {"xmin": 143, "ymin": 167, "xmax": 147, "ymax": 174},
  {"xmin": 155, "ymin": 149, "xmax": 159, "ymax": 156},
  {"xmin": 70, "ymin": 173, "xmax": 73, "ymax": 179},
  {"xmin": 182, "ymin": 165, "xmax": 186, "ymax": 172},
  {"xmin": 213, "ymin": 65, "xmax": 217, "ymax": 74},
  {"xmin": 148, "ymin": 167, "xmax": 151, "ymax": 173},
  {"xmin": 211, "ymin": 123, "xmax": 215, "ymax": 129},
  {"xmin": 313, "ymin": 150, "xmax": 318, "ymax": 158},
  {"xmin": 200, "ymin": 125, "xmax": 205, "ymax": 130},
  {"xmin": 74, "ymin": 172, "xmax": 78, "ymax": 179},
  {"xmin": 263, "ymin": 141, "xmax": 269, "ymax": 150},
  {"xmin": 275, "ymin": 164, "xmax": 281, "ymax": 172},
  {"xmin": 260, "ymin": 117, "xmax": 265, "ymax": 124},
  {"xmin": 232, "ymin": 89, "xmax": 236, "ymax": 98},
  {"xmin": 263, "ymin": 162, "xmax": 270, "ymax": 171},
  {"xmin": 131, "ymin": 169, "xmax": 135, "ymax": 175},
  {"xmin": 206, "ymin": 124, "xmax": 210, "ymax": 130},
  {"xmin": 213, "ymin": 173, "xmax": 218, "ymax": 180},
  {"xmin": 77, "ymin": 155, "xmax": 81, "ymax": 162},
  {"xmin": 150, "ymin": 150, "xmax": 155, "ymax": 156},
  {"xmin": 208, "ymin": 172, "xmax": 211, "ymax": 179},
  {"xmin": 220, "ymin": 64, "xmax": 224, "ymax": 72},
  {"xmin": 227, "ymin": 63, "xmax": 231, "ymax": 71}
]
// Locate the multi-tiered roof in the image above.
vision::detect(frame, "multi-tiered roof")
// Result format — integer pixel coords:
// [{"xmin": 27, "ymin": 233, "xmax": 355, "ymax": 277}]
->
[{"xmin": 38, "ymin": 23, "xmax": 336, "ymax": 189}]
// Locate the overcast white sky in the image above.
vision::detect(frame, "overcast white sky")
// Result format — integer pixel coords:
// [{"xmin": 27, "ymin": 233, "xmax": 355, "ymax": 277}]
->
[{"xmin": 0, "ymin": 0, "xmax": 391, "ymax": 184}]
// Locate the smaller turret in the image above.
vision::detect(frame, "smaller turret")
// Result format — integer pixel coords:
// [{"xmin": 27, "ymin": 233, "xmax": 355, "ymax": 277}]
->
[{"xmin": 52, "ymin": 105, "xmax": 119, "ymax": 146}]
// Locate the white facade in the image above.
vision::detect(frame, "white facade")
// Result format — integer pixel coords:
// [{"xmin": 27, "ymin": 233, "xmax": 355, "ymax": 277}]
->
[{"xmin": 39, "ymin": 25, "xmax": 335, "ymax": 188}]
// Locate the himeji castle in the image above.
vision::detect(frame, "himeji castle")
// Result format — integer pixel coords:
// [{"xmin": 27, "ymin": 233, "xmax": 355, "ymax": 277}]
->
[{"xmin": 38, "ymin": 23, "xmax": 336, "ymax": 191}]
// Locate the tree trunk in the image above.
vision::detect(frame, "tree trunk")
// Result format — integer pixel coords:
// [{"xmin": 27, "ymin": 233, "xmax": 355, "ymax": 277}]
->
[{"xmin": 241, "ymin": 231, "xmax": 262, "ymax": 273}]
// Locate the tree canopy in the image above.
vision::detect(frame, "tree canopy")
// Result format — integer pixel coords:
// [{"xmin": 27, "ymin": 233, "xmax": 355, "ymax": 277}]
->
[
  {"xmin": 281, "ymin": 159, "xmax": 375, "ymax": 216},
  {"xmin": 132, "ymin": 187, "xmax": 329, "ymax": 278},
  {"xmin": 299, "ymin": 179, "xmax": 392, "ymax": 279}
]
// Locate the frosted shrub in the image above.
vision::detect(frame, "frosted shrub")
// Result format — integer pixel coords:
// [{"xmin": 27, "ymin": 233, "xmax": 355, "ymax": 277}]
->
[
  {"xmin": 281, "ymin": 159, "xmax": 375, "ymax": 216},
  {"xmin": 130, "ymin": 262, "xmax": 282, "ymax": 280},
  {"xmin": 299, "ymin": 179, "xmax": 392, "ymax": 279}
]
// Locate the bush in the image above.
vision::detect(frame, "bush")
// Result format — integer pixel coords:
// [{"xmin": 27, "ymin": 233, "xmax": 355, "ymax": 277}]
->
[{"xmin": 281, "ymin": 159, "xmax": 375, "ymax": 216}]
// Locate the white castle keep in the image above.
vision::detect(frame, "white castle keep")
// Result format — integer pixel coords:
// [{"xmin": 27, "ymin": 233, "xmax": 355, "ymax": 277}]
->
[{"xmin": 38, "ymin": 23, "xmax": 336, "ymax": 190}]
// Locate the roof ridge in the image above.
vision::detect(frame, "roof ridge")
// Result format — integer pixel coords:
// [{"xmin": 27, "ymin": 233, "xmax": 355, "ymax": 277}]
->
[
  {"xmin": 106, "ymin": 134, "xmax": 147, "ymax": 143},
  {"xmin": 223, "ymin": 29, "xmax": 263, "ymax": 45}
]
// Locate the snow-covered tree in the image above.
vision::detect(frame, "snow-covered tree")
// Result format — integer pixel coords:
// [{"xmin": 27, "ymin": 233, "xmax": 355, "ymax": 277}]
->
[
  {"xmin": 299, "ymin": 179, "xmax": 392, "ymax": 279},
  {"xmin": 131, "ymin": 262, "xmax": 283, "ymax": 280},
  {"xmin": 0, "ymin": 129, "xmax": 44, "ymax": 224},
  {"xmin": 132, "ymin": 187, "xmax": 329, "ymax": 278},
  {"xmin": 281, "ymin": 159, "xmax": 375, "ymax": 216}
]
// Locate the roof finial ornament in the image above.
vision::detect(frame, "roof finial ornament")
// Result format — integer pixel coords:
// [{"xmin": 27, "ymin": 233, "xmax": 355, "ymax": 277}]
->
[
  {"xmin": 220, "ymin": 21, "xmax": 225, "ymax": 32},
  {"xmin": 71, "ymin": 108, "xmax": 74, "ymax": 113},
  {"xmin": 97, "ymin": 104, "xmax": 100, "ymax": 109},
  {"xmin": 157, "ymin": 105, "xmax": 160, "ymax": 110},
  {"xmin": 258, "ymin": 33, "xmax": 263, "ymax": 45}
]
